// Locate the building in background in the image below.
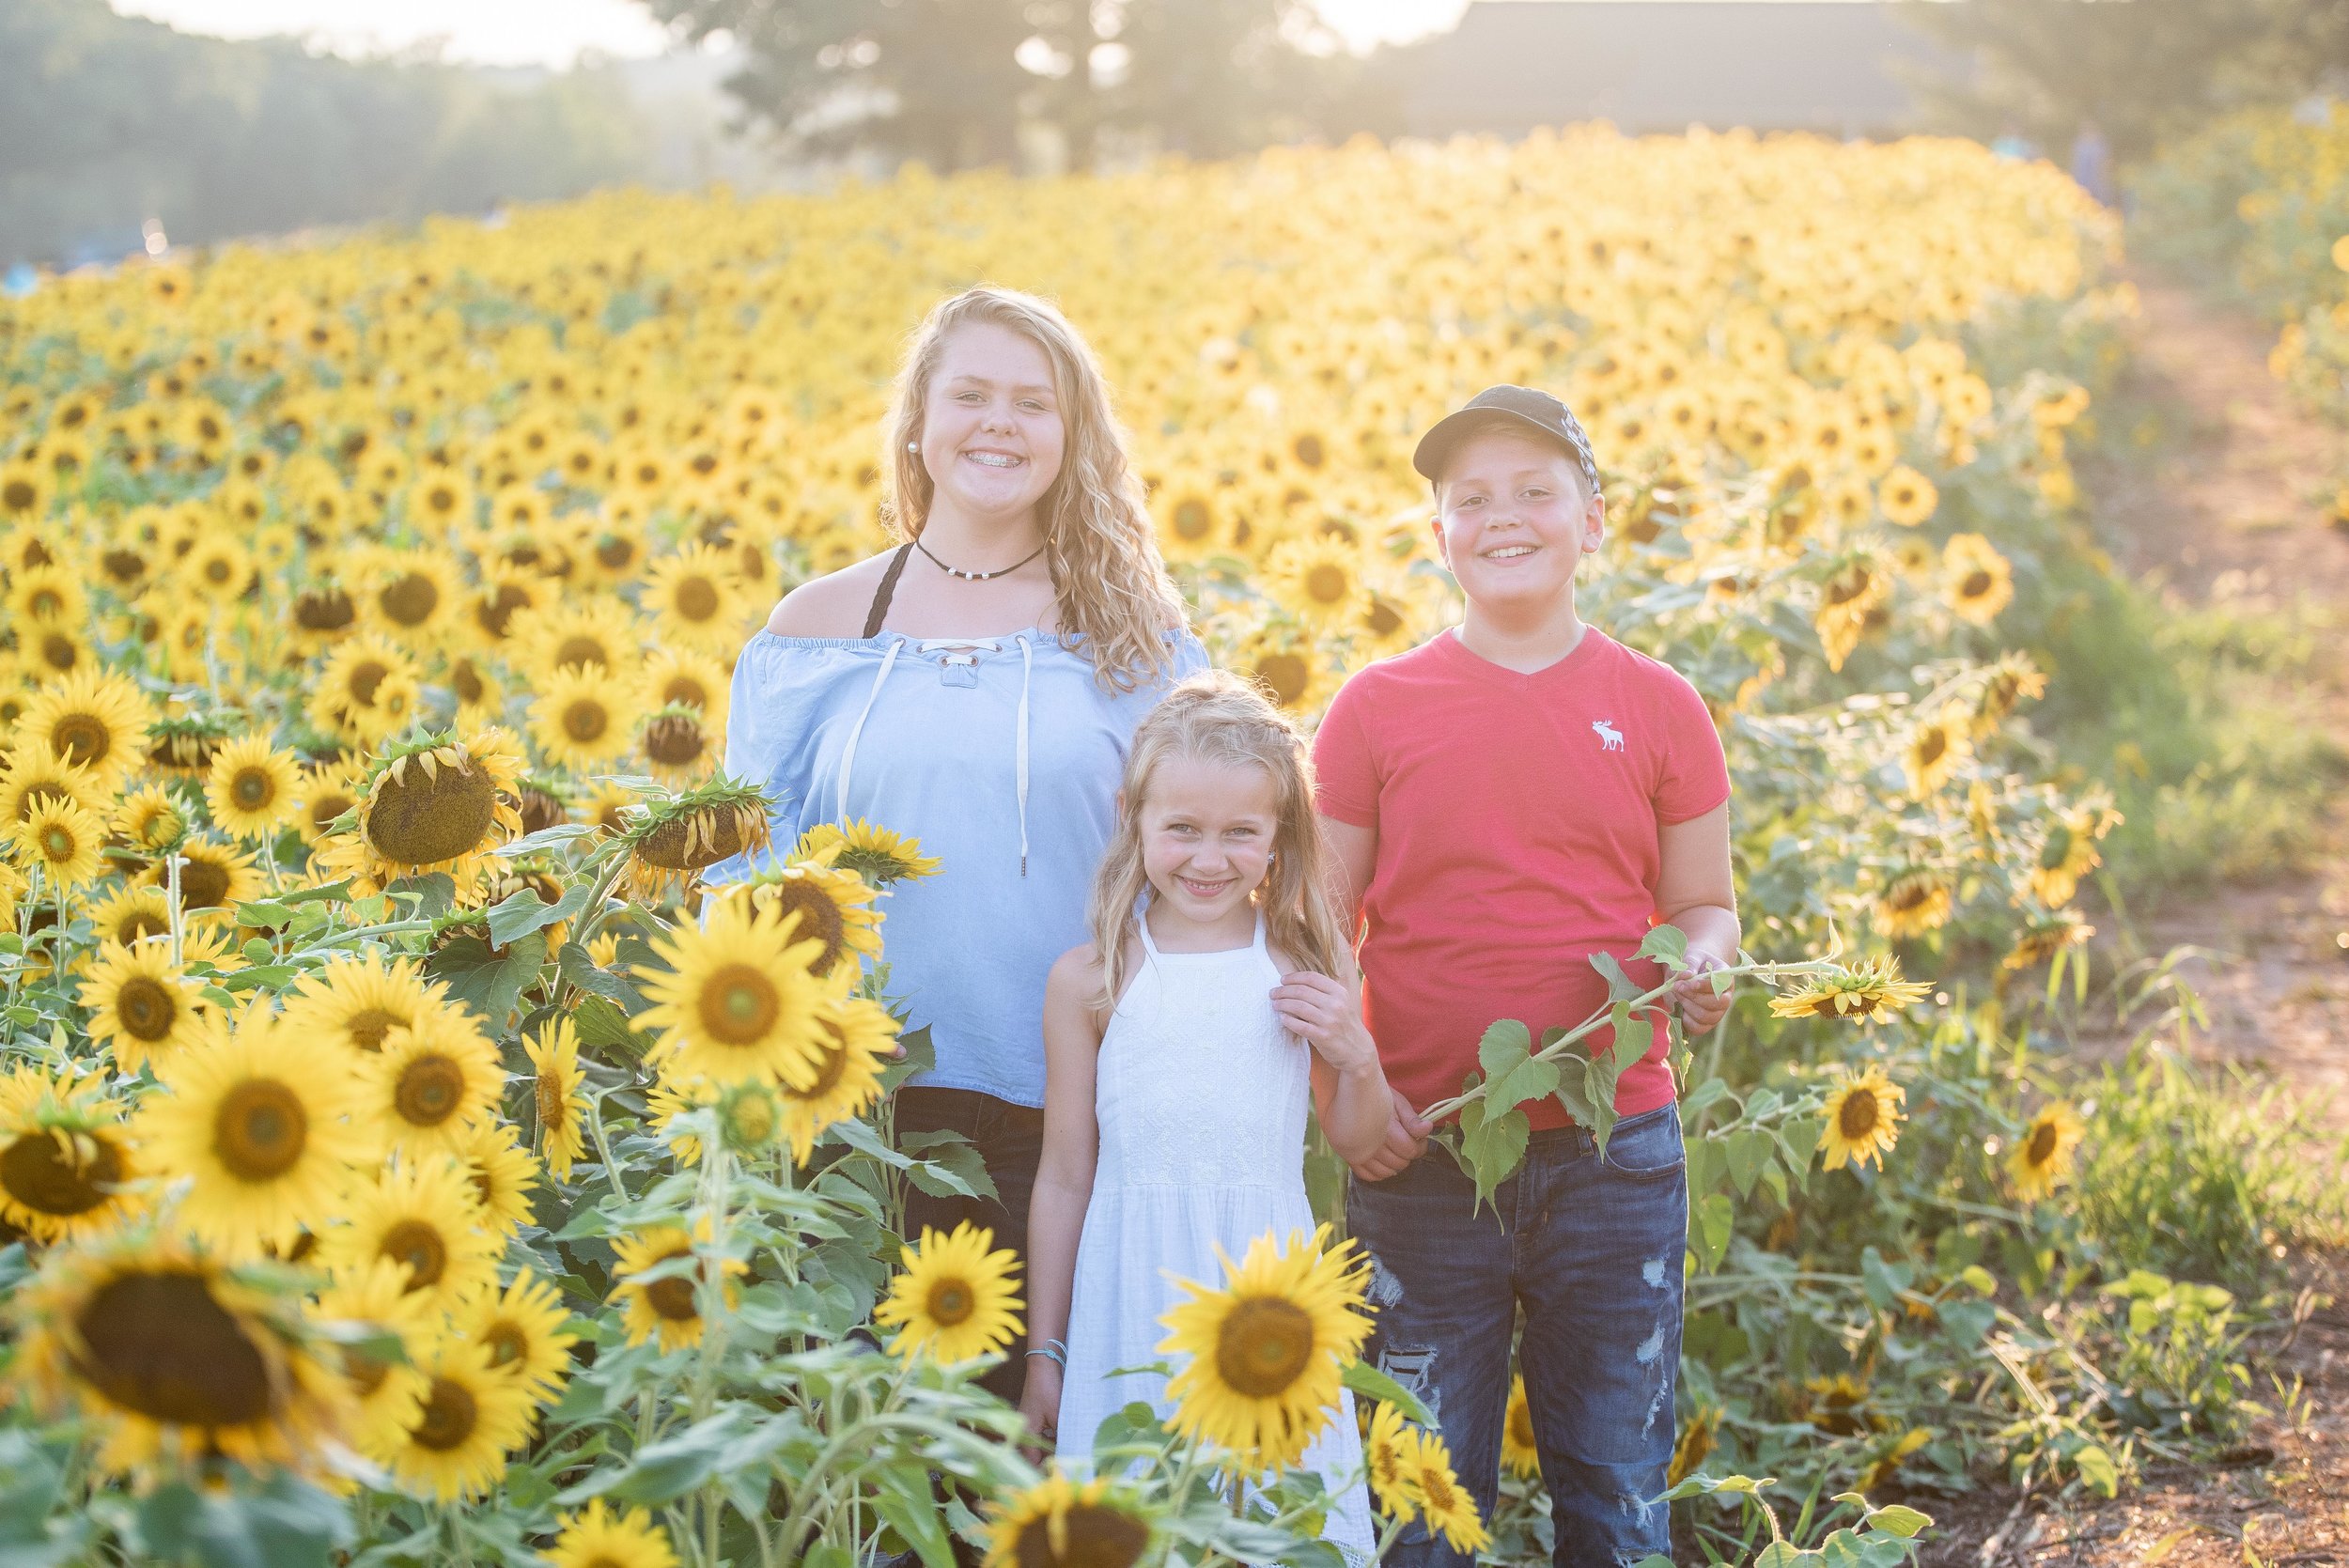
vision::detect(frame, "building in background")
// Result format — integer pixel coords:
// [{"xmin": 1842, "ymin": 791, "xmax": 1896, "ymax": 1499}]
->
[{"xmin": 1392, "ymin": 1, "xmax": 1954, "ymax": 140}]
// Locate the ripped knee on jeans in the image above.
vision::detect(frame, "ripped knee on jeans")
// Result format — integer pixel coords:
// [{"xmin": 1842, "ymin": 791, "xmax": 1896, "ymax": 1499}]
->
[{"xmin": 1375, "ymin": 1343, "xmax": 1440, "ymax": 1425}]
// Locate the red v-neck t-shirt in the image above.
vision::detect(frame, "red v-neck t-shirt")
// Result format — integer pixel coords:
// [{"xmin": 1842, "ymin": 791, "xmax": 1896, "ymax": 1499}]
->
[{"xmin": 1313, "ymin": 627, "xmax": 1731, "ymax": 1129}]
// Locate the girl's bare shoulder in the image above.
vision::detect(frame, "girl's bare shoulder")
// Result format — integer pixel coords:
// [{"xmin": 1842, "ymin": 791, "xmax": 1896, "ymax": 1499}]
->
[
  {"xmin": 764, "ymin": 549, "xmax": 902, "ymax": 638},
  {"xmin": 1047, "ymin": 942, "xmax": 1109, "ymax": 996}
]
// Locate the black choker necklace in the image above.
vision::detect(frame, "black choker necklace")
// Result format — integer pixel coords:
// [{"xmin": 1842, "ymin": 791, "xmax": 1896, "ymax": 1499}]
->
[{"xmin": 914, "ymin": 536, "xmax": 1047, "ymax": 582}]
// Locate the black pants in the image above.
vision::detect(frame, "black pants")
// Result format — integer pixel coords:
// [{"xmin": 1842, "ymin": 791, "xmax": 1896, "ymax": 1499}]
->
[{"xmin": 895, "ymin": 1086, "xmax": 1046, "ymax": 1405}]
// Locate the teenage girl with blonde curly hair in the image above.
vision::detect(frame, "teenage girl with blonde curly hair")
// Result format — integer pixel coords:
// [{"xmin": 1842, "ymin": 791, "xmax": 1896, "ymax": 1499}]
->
[{"xmin": 721, "ymin": 287, "xmax": 1206, "ymax": 1402}]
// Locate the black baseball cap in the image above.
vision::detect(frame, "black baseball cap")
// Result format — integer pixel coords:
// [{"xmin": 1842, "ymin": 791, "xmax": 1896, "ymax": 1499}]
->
[{"xmin": 1412, "ymin": 384, "xmax": 1600, "ymax": 494}]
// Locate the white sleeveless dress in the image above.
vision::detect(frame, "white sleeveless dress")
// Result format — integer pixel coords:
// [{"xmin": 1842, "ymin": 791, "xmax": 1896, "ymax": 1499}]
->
[{"xmin": 1055, "ymin": 913, "xmax": 1376, "ymax": 1557}]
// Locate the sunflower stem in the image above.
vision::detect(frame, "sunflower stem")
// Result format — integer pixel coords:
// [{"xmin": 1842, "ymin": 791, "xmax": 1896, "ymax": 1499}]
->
[
  {"xmin": 585, "ymin": 1088, "xmax": 630, "ymax": 1204},
  {"xmin": 164, "ymin": 849, "xmax": 184, "ymax": 967}
]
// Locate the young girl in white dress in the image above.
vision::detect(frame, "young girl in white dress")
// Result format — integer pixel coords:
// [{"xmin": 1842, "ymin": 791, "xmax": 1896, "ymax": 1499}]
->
[{"xmin": 1020, "ymin": 671, "xmax": 1390, "ymax": 1555}]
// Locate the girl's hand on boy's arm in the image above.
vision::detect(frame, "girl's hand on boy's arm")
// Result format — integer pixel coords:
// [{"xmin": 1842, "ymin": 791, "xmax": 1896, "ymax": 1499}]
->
[
  {"xmin": 1272, "ymin": 970, "xmax": 1380, "ymax": 1077},
  {"xmin": 1351, "ymin": 1087, "xmax": 1431, "ymax": 1182}
]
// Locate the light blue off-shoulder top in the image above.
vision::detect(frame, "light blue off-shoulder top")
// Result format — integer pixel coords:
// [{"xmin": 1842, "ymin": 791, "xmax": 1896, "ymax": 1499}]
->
[{"xmin": 713, "ymin": 627, "xmax": 1208, "ymax": 1108}]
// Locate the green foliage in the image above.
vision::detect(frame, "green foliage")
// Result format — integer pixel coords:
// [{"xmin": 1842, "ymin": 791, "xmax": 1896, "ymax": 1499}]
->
[{"xmin": 0, "ymin": 0, "xmax": 650, "ymax": 268}]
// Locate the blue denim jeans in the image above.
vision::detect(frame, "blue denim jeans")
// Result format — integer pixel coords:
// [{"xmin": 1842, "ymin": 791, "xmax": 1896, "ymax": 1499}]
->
[{"xmin": 1347, "ymin": 1103, "xmax": 1688, "ymax": 1568}]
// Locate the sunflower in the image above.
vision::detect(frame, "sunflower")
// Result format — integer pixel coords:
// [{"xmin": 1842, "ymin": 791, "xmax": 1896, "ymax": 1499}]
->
[
  {"xmin": 582, "ymin": 780, "xmax": 641, "ymax": 836},
  {"xmin": 463, "ymin": 565, "xmax": 548, "ymax": 652},
  {"xmin": 1232, "ymin": 628, "xmax": 1339, "ymax": 714},
  {"xmin": 609, "ymin": 1220, "xmax": 745, "ymax": 1352},
  {"xmin": 13, "ymin": 797, "xmax": 108, "ymax": 891},
  {"xmin": 1875, "ymin": 464, "xmax": 1938, "ymax": 527},
  {"xmin": 448, "ymin": 1122, "xmax": 540, "ymax": 1239},
  {"xmin": 716, "ymin": 858, "xmax": 883, "ymax": 979},
  {"xmin": 634, "ymin": 898, "xmax": 833, "ymax": 1088},
  {"xmin": 459, "ymin": 1269, "xmax": 579, "ymax": 1405},
  {"xmin": 2029, "ymin": 805, "xmax": 2117, "ymax": 908},
  {"xmin": 1816, "ymin": 1064, "xmax": 1906, "ymax": 1172},
  {"xmin": 151, "ymin": 833, "xmax": 262, "ymax": 922},
  {"xmin": 364, "ymin": 1340, "xmax": 536, "ymax": 1502},
  {"xmin": 1940, "ymin": 533, "xmax": 2014, "ymax": 625},
  {"xmin": 1395, "ymin": 1423, "xmax": 1489, "ymax": 1552},
  {"xmin": 982, "ymin": 1472, "xmax": 1153, "ymax": 1568},
  {"xmin": 363, "ymin": 551, "xmax": 461, "ymax": 645},
  {"xmin": 876, "ymin": 1219, "xmax": 1025, "ymax": 1364},
  {"xmin": 139, "ymin": 1010, "xmax": 371, "ymax": 1254},
  {"xmin": 311, "ymin": 1256, "xmax": 436, "ymax": 1454},
  {"xmin": 144, "ymin": 711, "xmax": 234, "ymax": 777},
  {"xmin": 2008, "ymin": 1101, "xmax": 2085, "ymax": 1201},
  {"xmin": 79, "ymin": 939, "xmax": 221, "ymax": 1074},
  {"xmin": 9, "ymin": 1227, "xmax": 350, "ymax": 1480},
  {"xmin": 646, "ymin": 1072, "xmax": 716, "ymax": 1166},
  {"xmin": 795, "ymin": 817, "xmax": 941, "ymax": 888},
  {"xmin": 1973, "ymin": 650, "xmax": 2048, "ymax": 736},
  {"xmin": 322, "ymin": 1157, "xmax": 502, "ymax": 1314},
  {"xmin": 361, "ymin": 1014, "xmax": 506, "ymax": 1157},
  {"xmin": 621, "ymin": 780, "xmax": 773, "ymax": 898},
  {"xmin": 2001, "ymin": 907, "xmax": 2094, "ymax": 971},
  {"xmin": 636, "ymin": 646, "xmax": 730, "ymax": 729},
  {"xmin": 308, "ymin": 635, "xmax": 424, "ymax": 746},
  {"xmin": 14, "ymin": 667, "xmax": 152, "ymax": 789},
  {"xmin": 511, "ymin": 597, "xmax": 645, "ymax": 687},
  {"xmin": 0, "ymin": 752, "xmax": 108, "ymax": 830},
  {"xmin": 0, "ymin": 1068, "xmax": 147, "ymax": 1241},
  {"xmin": 405, "ymin": 471, "xmax": 477, "ymax": 536},
  {"xmin": 319, "ymin": 728, "xmax": 526, "ymax": 898},
  {"xmin": 1770, "ymin": 953, "xmax": 1933, "ymax": 1027},
  {"xmin": 637, "ymin": 706, "xmax": 717, "ymax": 784},
  {"xmin": 279, "ymin": 953, "xmax": 448, "ymax": 1055},
  {"xmin": 1157, "ymin": 1223, "xmax": 1371, "ymax": 1472},
  {"xmin": 295, "ymin": 757, "xmax": 363, "ymax": 847},
  {"xmin": 642, "ymin": 544, "xmax": 745, "ymax": 654},
  {"xmin": 776, "ymin": 997, "xmax": 897, "ymax": 1163},
  {"xmin": 1262, "ymin": 535, "xmax": 1368, "ymax": 630},
  {"xmin": 523, "ymin": 1016, "xmax": 591, "ymax": 1181},
  {"xmin": 1874, "ymin": 869, "xmax": 1952, "ymax": 939},
  {"xmin": 1154, "ymin": 485, "xmax": 1225, "ymax": 563},
  {"xmin": 1856, "ymin": 1427, "xmax": 1934, "ymax": 1493},
  {"xmin": 85, "ymin": 884, "xmax": 172, "ymax": 949},
  {"xmin": 1363, "ymin": 1400, "xmax": 1420, "ymax": 1520},
  {"xmin": 8, "ymin": 564, "xmax": 86, "ymax": 627},
  {"xmin": 203, "ymin": 734, "xmax": 303, "ymax": 842},
  {"xmin": 1669, "ymin": 1402, "xmax": 1720, "ymax": 1486},
  {"xmin": 546, "ymin": 1500, "xmax": 681, "ymax": 1568},
  {"xmin": 1501, "ymin": 1373, "xmax": 1541, "ymax": 1477},
  {"xmin": 529, "ymin": 664, "xmax": 642, "ymax": 771},
  {"xmin": 1813, "ymin": 551, "xmax": 1890, "ymax": 672},
  {"xmin": 1804, "ymin": 1372, "xmax": 1872, "ymax": 1435},
  {"xmin": 106, "ymin": 780, "xmax": 188, "ymax": 857},
  {"xmin": 289, "ymin": 581, "xmax": 360, "ymax": 653}
]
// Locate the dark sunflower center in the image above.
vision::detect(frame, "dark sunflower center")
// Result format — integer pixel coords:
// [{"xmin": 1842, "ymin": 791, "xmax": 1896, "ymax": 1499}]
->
[
  {"xmin": 115, "ymin": 910, "xmax": 169, "ymax": 944},
  {"xmin": 674, "ymin": 577, "xmax": 721, "ymax": 622},
  {"xmin": 2027, "ymin": 1121, "xmax": 2060, "ymax": 1165},
  {"xmin": 1304, "ymin": 564, "xmax": 1349, "ymax": 603},
  {"xmin": 762, "ymin": 884, "xmax": 846, "ymax": 974},
  {"xmin": 394, "ymin": 1053, "xmax": 469, "ymax": 1127},
  {"xmin": 660, "ymin": 675, "xmax": 708, "ymax": 709},
  {"xmin": 1008, "ymin": 1499, "xmax": 1149, "ymax": 1568},
  {"xmin": 179, "ymin": 856, "xmax": 231, "ymax": 910},
  {"xmin": 380, "ymin": 1219, "xmax": 449, "ymax": 1290},
  {"xmin": 412, "ymin": 1375, "xmax": 477, "ymax": 1451},
  {"xmin": 1174, "ymin": 499, "xmax": 1211, "ymax": 540},
  {"xmin": 1293, "ymin": 434, "xmax": 1326, "ymax": 468},
  {"xmin": 597, "ymin": 536, "xmax": 636, "ymax": 568},
  {"xmin": 697, "ymin": 964, "xmax": 780, "ymax": 1045},
  {"xmin": 1962, "ymin": 570, "xmax": 1994, "ymax": 598},
  {"xmin": 52, "ymin": 715, "xmax": 113, "ymax": 768},
  {"xmin": 2040, "ymin": 827, "xmax": 2075, "ymax": 872},
  {"xmin": 476, "ymin": 583, "xmax": 530, "ymax": 639},
  {"xmin": 39, "ymin": 632, "xmax": 77, "ymax": 672},
  {"xmin": 1419, "ymin": 1464, "xmax": 1459, "ymax": 1513},
  {"xmin": 791, "ymin": 1033, "xmax": 852, "ymax": 1102},
  {"xmin": 0, "ymin": 1127, "xmax": 123, "ymax": 1215},
  {"xmin": 562, "ymin": 699, "xmax": 609, "ymax": 744},
  {"xmin": 1838, "ymin": 1092, "xmax": 1880, "ymax": 1140},
  {"xmin": 40, "ymin": 824, "xmax": 77, "ymax": 860},
  {"xmin": 1509, "ymin": 1398, "xmax": 1537, "ymax": 1452},
  {"xmin": 231, "ymin": 768, "xmax": 273, "ymax": 809},
  {"xmin": 1364, "ymin": 597, "xmax": 1403, "ymax": 637},
  {"xmin": 308, "ymin": 792, "xmax": 353, "ymax": 834},
  {"xmin": 70, "ymin": 1269, "xmax": 275, "ymax": 1428},
  {"xmin": 344, "ymin": 1343, "xmax": 391, "ymax": 1397},
  {"xmin": 1826, "ymin": 570, "xmax": 1873, "ymax": 606},
  {"xmin": 554, "ymin": 636, "xmax": 608, "ymax": 671},
  {"xmin": 380, "ymin": 573, "xmax": 440, "ymax": 626},
  {"xmin": 634, "ymin": 808, "xmax": 748, "ymax": 873},
  {"xmin": 926, "ymin": 1278, "xmax": 974, "ymax": 1327},
  {"xmin": 644, "ymin": 714, "xmax": 708, "ymax": 768},
  {"xmin": 1214, "ymin": 1296, "xmax": 1315, "ymax": 1399},
  {"xmin": 646, "ymin": 1250, "xmax": 701, "ymax": 1320},
  {"xmin": 294, "ymin": 588, "xmax": 356, "ymax": 631},
  {"xmin": 114, "ymin": 975, "xmax": 179, "ymax": 1041},
  {"xmin": 1916, "ymin": 731, "xmax": 1947, "ymax": 767},
  {"xmin": 1252, "ymin": 653, "xmax": 1310, "ymax": 706},
  {"xmin": 451, "ymin": 660, "xmax": 487, "ymax": 705},
  {"xmin": 214, "ymin": 1079, "xmax": 308, "ymax": 1180},
  {"xmin": 536, "ymin": 1071, "xmax": 568, "ymax": 1135},
  {"xmin": 366, "ymin": 761, "xmax": 497, "ymax": 867},
  {"xmin": 482, "ymin": 1321, "xmax": 528, "ymax": 1370}
]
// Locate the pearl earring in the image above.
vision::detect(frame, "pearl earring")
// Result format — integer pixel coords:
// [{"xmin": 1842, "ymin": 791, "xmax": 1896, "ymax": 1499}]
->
[{"xmin": 907, "ymin": 440, "xmax": 920, "ymax": 453}]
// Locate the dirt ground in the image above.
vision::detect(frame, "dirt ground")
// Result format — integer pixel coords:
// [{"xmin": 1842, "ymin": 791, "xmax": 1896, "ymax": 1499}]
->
[{"xmin": 1914, "ymin": 272, "xmax": 2349, "ymax": 1566}]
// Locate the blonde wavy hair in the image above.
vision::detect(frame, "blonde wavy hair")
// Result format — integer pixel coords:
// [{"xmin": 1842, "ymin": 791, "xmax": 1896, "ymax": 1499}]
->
[
  {"xmin": 884, "ymin": 286, "xmax": 1187, "ymax": 692},
  {"xmin": 1087, "ymin": 671, "xmax": 1351, "ymax": 1009}
]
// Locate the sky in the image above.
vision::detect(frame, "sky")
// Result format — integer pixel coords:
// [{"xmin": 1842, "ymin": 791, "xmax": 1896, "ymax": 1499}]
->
[{"xmin": 107, "ymin": 0, "xmax": 1494, "ymax": 64}]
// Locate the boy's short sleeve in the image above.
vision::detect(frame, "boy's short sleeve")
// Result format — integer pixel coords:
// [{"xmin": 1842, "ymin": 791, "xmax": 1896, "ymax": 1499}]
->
[
  {"xmin": 1310, "ymin": 676, "xmax": 1379, "ymax": 830},
  {"xmin": 1654, "ymin": 671, "xmax": 1731, "ymax": 825}
]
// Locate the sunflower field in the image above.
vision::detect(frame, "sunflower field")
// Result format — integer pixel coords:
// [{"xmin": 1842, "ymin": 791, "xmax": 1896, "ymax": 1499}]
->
[{"xmin": 0, "ymin": 123, "xmax": 2313, "ymax": 1567}]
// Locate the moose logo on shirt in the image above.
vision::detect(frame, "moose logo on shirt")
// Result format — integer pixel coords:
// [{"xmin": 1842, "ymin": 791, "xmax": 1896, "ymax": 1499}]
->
[{"xmin": 1591, "ymin": 719, "xmax": 1626, "ymax": 752}]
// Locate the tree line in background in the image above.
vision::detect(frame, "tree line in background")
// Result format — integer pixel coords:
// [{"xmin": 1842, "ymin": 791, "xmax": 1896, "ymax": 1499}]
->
[{"xmin": 0, "ymin": 0, "xmax": 652, "ymax": 269}]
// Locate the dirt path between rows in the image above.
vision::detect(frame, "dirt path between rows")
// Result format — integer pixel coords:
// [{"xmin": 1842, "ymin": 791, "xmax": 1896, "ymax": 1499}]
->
[{"xmin": 1919, "ymin": 270, "xmax": 2349, "ymax": 1567}]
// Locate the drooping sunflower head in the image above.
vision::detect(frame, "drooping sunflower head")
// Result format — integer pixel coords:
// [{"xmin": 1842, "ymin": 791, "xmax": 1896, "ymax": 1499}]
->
[
  {"xmin": 2008, "ymin": 1101, "xmax": 2085, "ymax": 1202},
  {"xmin": 609, "ymin": 1220, "xmax": 745, "ymax": 1352},
  {"xmin": 1902, "ymin": 706, "xmax": 1972, "ymax": 799},
  {"xmin": 1815, "ymin": 1064, "xmax": 1907, "ymax": 1172},
  {"xmin": 620, "ymin": 778, "xmax": 773, "ymax": 900},
  {"xmin": 714, "ymin": 858, "xmax": 883, "ymax": 979},
  {"xmin": 2027, "ymin": 802, "xmax": 2118, "ymax": 908},
  {"xmin": 1769, "ymin": 953, "xmax": 1933, "ymax": 1028},
  {"xmin": 0, "ymin": 1068, "xmax": 147, "ymax": 1242},
  {"xmin": 10, "ymin": 1225, "xmax": 351, "ymax": 1480},
  {"xmin": 793, "ymin": 817, "xmax": 941, "ymax": 887},
  {"xmin": 981, "ymin": 1472, "xmax": 1152, "ymax": 1568},
  {"xmin": 1668, "ymin": 1402, "xmax": 1720, "ymax": 1486},
  {"xmin": 633, "ymin": 897, "xmax": 833, "ymax": 1089},
  {"xmin": 1155, "ymin": 1223, "xmax": 1372, "ymax": 1473},
  {"xmin": 1973, "ymin": 651, "xmax": 2048, "ymax": 736},
  {"xmin": 875, "ymin": 1219, "xmax": 1025, "ymax": 1366},
  {"xmin": 322, "ymin": 728, "xmax": 526, "ymax": 897}
]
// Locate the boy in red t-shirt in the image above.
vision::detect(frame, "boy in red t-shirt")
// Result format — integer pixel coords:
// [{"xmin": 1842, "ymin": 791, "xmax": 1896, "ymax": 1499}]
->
[{"xmin": 1314, "ymin": 385, "xmax": 1738, "ymax": 1567}]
